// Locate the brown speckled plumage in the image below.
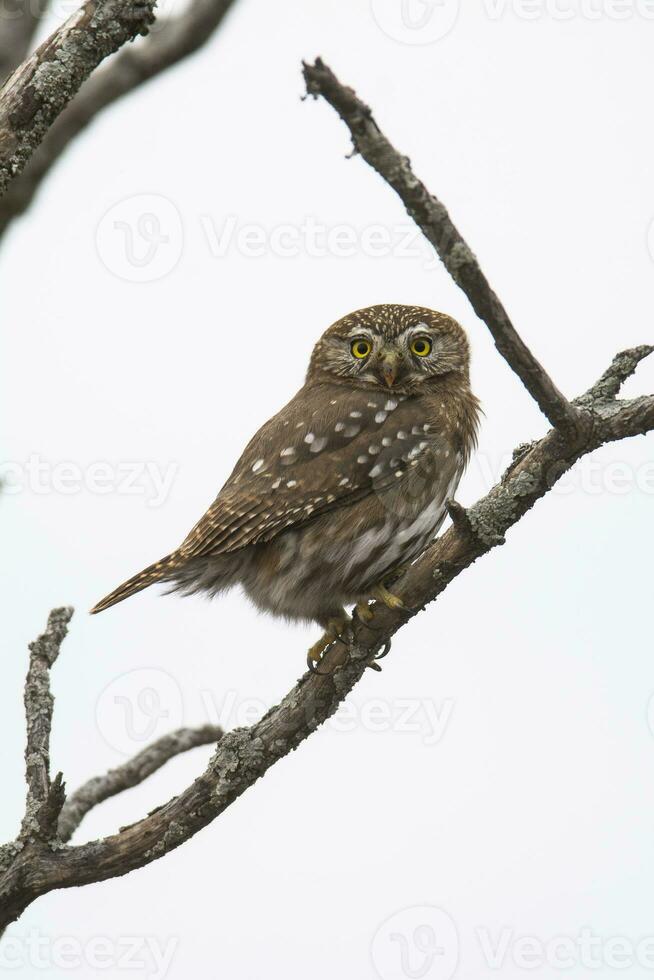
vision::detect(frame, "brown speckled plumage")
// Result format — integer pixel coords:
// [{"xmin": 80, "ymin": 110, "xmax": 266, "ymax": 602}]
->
[{"xmin": 92, "ymin": 305, "xmax": 480, "ymax": 632}]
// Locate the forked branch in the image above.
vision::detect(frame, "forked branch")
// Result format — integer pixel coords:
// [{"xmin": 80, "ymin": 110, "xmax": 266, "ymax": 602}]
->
[
  {"xmin": 1, "ymin": 57, "xmax": 652, "ymax": 938},
  {"xmin": 1, "ymin": 343, "xmax": 651, "ymax": 933}
]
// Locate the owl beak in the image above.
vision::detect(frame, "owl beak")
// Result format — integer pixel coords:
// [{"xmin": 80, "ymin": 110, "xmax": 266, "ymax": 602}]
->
[{"xmin": 378, "ymin": 351, "xmax": 401, "ymax": 388}]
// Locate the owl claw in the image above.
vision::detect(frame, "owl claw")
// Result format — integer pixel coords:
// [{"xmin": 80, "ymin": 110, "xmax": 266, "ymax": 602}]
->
[
  {"xmin": 306, "ymin": 637, "xmax": 334, "ymax": 674},
  {"xmin": 370, "ymin": 583, "xmax": 410, "ymax": 613},
  {"xmin": 375, "ymin": 638, "xmax": 392, "ymax": 660},
  {"xmin": 364, "ymin": 639, "xmax": 392, "ymax": 671},
  {"xmin": 354, "ymin": 601, "xmax": 375, "ymax": 624},
  {"xmin": 306, "ymin": 616, "xmax": 349, "ymax": 674},
  {"xmin": 307, "ymin": 653, "xmax": 331, "ymax": 675}
]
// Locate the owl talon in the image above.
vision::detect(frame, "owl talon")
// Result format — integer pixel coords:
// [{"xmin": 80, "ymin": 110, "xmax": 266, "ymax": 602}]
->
[
  {"xmin": 374, "ymin": 638, "xmax": 392, "ymax": 660},
  {"xmin": 307, "ymin": 654, "xmax": 332, "ymax": 675},
  {"xmin": 366, "ymin": 639, "xmax": 392, "ymax": 671},
  {"xmin": 370, "ymin": 583, "xmax": 411, "ymax": 613},
  {"xmin": 354, "ymin": 601, "xmax": 375, "ymax": 624},
  {"xmin": 306, "ymin": 637, "xmax": 335, "ymax": 673},
  {"xmin": 306, "ymin": 615, "xmax": 350, "ymax": 674}
]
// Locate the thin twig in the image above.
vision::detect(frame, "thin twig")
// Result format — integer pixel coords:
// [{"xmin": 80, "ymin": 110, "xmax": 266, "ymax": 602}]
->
[
  {"xmin": 583, "ymin": 344, "xmax": 654, "ymax": 403},
  {"xmin": 58, "ymin": 724, "xmax": 224, "ymax": 843}
]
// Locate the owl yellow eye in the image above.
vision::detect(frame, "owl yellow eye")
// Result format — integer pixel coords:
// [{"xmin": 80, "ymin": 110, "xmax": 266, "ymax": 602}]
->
[
  {"xmin": 351, "ymin": 338, "xmax": 372, "ymax": 359},
  {"xmin": 410, "ymin": 336, "xmax": 432, "ymax": 357}
]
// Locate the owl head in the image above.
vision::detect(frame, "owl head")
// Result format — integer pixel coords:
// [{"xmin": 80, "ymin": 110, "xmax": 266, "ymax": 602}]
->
[{"xmin": 306, "ymin": 304, "xmax": 471, "ymax": 394}]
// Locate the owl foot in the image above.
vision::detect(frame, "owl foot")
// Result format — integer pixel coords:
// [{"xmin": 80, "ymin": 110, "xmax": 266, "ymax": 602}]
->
[
  {"xmin": 352, "ymin": 605, "xmax": 392, "ymax": 672},
  {"xmin": 354, "ymin": 601, "xmax": 375, "ymax": 624},
  {"xmin": 306, "ymin": 615, "xmax": 350, "ymax": 674},
  {"xmin": 355, "ymin": 583, "xmax": 409, "ymax": 624},
  {"xmin": 370, "ymin": 582, "xmax": 410, "ymax": 612},
  {"xmin": 362, "ymin": 637, "xmax": 392, "ymax": 672}
]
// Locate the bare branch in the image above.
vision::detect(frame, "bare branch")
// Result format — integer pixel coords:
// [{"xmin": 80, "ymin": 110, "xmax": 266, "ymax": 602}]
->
[
  {"xmin": 57, "ymin": 724, "xmax": 224, "ymax": 843},
  {"xmin": 0, "ymin": 0, "xmax": 237, "ymax": 234},
  {"xmin": 0, "ymin": 0, "xmax": 157, "ymax": 196},
  {"xmin": 584, "ymin": 344, "xmax": 654, "ymax": 402},
  {"xmin": 0, "ymin": 0, "xmax": 50, "ymax": 83},
  {"xmin": 1, "ymin": 347, "xmax": 652, "ymax": 932},
  {"xmin": 1, "ymin": 54, "xmax": 651, "ymax": 936},
  {"xmin": 20, "ymin": 606, "xmax": 73, "ymax": 841},
  {"xmin": 302, "ymin": 57, "xmax": 581, "ymax": 436}
]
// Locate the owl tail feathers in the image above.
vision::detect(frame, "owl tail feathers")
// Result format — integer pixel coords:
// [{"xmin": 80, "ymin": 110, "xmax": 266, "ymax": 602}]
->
[{"xmin": 90, "ymin": 553, "xmax": 177, "ymax": 614}]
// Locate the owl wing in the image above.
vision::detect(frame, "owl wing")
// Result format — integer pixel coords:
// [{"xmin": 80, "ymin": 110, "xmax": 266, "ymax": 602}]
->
[{"xmin": 179, "ymin": 382, "xmax": 452, "ymax": 560}]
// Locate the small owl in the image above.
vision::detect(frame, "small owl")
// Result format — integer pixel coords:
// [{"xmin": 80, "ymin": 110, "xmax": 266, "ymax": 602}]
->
[{"xmin": 92, "ymin": 305, "xmax": 480, "ymax": 667}]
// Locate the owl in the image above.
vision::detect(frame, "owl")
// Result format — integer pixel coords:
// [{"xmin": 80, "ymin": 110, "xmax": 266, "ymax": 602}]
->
[{"xmin": 92, "ymin": 305, "xmax": 480, "ymax": 669}]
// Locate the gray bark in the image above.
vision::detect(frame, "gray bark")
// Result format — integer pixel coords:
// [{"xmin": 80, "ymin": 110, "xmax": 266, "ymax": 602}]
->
[
  {"xmin": 0, "ymin": 0, "xmax": 237, "ymax": 235},
  {"xmin": 0, "ymin": 0, "xmax": 157, "ymax": 195}
]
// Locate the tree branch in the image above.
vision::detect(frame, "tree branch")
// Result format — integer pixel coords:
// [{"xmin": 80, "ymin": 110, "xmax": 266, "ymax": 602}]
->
[
  {"xmin": 302, "ymin": 57, "xmax": 581, "ymax": 437},
  {"xmin": 20, "ymin": 606, "xmax": 73, "ymax": 841},
  {"xmin": 0, "ymin": 0, "xmax": 157, "ymax": 196},
  {"xmin": 0, "ymin": 0, "xmax": 238, "ymax": 235},
  {"xmin": 57, "ymin": 723, "xmax": 224, "ymax": 843},
  {"xmin": 583, "ymin": 344, "xmax": 654, "ymax": 402},
  {"xmin": 1, "ymin": 615, "xmax": 223, "ymax": 929},
  {"xmin": 2, "ymin": 57, "xmax": 651, "ymax": 936},
  {"xmin": 1, "ymin": 347, "xmax": 652, "ymax": 932},
  {"xmin": 0, "ymin": 0, "xmax": 50, "ymax": 84}
]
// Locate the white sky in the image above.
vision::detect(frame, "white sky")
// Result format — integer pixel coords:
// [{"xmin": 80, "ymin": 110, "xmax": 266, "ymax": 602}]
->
[{"xmin": 2, "ymin": 1, "xmax": 654, "ymax": 978}]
